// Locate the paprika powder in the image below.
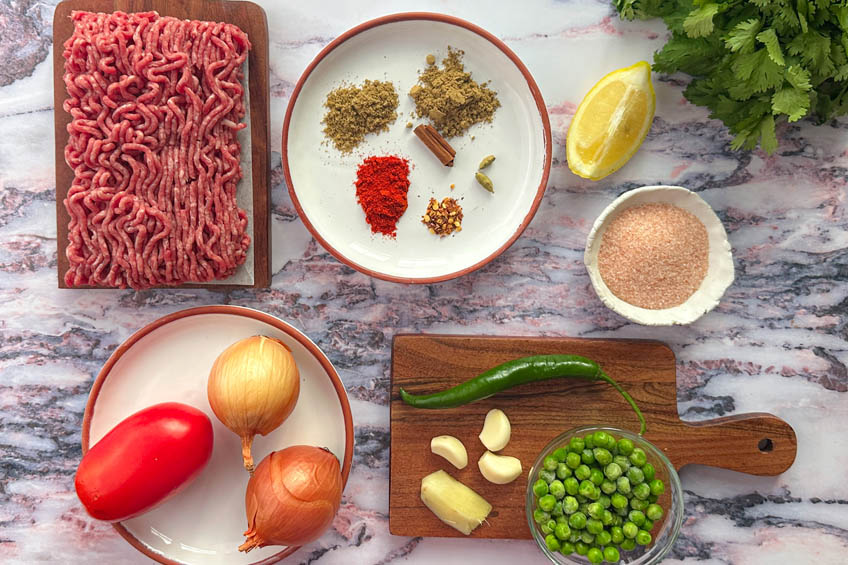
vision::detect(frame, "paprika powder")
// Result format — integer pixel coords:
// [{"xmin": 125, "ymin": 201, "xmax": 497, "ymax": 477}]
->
[{"xmin": 354, "ymin": 156, "xmax": 411, "ymax": 237}]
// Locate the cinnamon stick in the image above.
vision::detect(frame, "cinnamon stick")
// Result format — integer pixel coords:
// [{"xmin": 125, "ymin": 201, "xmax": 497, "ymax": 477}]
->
[{"xmin": 413, "ymin": 124, "xmax": 455, "ymax": 167}]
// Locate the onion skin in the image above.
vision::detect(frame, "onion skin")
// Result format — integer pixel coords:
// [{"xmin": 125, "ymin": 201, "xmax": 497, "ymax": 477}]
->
[
  {"xmin": 207, "ymin": 335, "xmax": 300, "ymax": 472},
  {"xmin": 239, "ymin": 445, "xmax": 343, "ymax": 552}
]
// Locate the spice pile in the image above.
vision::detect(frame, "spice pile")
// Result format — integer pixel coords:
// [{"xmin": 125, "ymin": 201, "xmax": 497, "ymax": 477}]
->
[
  {"xmin": 598, "ymin": 203, "xmax": 708, "ymax": 309},
  {"xmin": 322, "ymin": 80, "xmax": 399, "ymax": 152},
  {"xmin": 421, "ymin": 197, "xmax": 463, "ymax": 237},
  {"xmin": 409, "ymin": 47, "xmax": 500, "ymax": 138},
  {"xmin": 354, "ymin": 156, "xmax": 411, "ymax": 237}
]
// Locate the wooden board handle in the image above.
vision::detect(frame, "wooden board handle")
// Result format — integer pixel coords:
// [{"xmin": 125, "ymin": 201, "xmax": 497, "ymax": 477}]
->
[{"xmin": 663, "ymin": 413, "xmax": 797, "ymax": 476}]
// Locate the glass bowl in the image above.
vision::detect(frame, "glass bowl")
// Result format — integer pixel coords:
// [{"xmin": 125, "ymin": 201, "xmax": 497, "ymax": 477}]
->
[{"xmin": 525, "ymin": 426, "xmax": 684, "ymax": 564}]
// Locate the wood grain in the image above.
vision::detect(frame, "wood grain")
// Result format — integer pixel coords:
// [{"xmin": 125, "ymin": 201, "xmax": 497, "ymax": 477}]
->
[
  {"xmin": 389, "ymin": 335, "xmax": 797, "ymax": 539},
  {"xmin": 52, "ymin": 0, "xmax": 270, "ymax": 289}
]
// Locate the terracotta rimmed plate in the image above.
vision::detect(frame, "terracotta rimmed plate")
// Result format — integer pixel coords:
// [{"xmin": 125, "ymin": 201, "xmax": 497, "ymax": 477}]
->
[
  {"xmin": 82, "ymin": 306, "xmax": 354, "ymax": 565},
  {"xmin": 283, "ymin": 12, "xmax": 551, "ymax": 283}
]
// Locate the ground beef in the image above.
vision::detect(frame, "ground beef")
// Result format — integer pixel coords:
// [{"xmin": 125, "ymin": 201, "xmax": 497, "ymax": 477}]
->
[{"xmin": 62, "ymin": 11, "xmax": 251, "ymax": 289}]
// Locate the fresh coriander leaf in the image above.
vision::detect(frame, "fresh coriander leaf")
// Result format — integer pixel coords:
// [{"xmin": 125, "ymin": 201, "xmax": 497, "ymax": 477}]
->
[
  {"xmin": 759, "ymin": 114, "xmax": 778, "ymax": 155},
  {"xmin": 683, "ymin": 3, "xmax": 720, "ymax": 38},
  {"xmin": 785, "ymin": 65, "xmax": 812, "ymax": 91},
  {"xmin": 788, "ymin": 31, "xmax": 834, "ymax": 78},
  {"xmin": 725, "ymin": 19, "xmax": 762, "ymax": 54},
  {"xmin": 731, "ymin": 49, "xmax": 766, "ymax": 81},
  {"xmin": 772, "ymin": 87, "xmax": 811, "ymax": 121},
  {"xmin": 653, "ymin": 34, "xmax": 721, "ymax": 75},
  {"xmin": 756, "ymin": 28, "xmax": 785, "ymax": 66}
]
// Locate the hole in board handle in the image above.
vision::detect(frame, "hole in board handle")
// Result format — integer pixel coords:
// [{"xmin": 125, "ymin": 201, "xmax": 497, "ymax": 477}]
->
[{"xmin": 758, "ymin": 438, "xmax": 774, "ymax": 452}]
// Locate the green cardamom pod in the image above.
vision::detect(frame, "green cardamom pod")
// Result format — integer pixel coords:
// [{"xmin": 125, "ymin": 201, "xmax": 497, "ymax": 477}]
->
[
  {"xmin": 478, "ymin": 155, "xmax": 496, "ymax": 169},
  {"xmin": 475, "ymin": 172, "xmax": 494, "ymax": 193}
]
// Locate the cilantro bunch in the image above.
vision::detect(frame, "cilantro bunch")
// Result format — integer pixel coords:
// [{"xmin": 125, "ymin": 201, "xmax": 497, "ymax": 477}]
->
[{"xmin": 615, "ymin": 0, "xmax": 848, "ymax": 153}]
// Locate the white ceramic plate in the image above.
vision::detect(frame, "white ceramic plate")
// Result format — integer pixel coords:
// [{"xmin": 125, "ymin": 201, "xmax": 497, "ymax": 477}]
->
[
  {"xmin": 83, "ymin": 306, "xmax": 354, "ymax": 565},
  {"xmin": 283, "ymin": 13, "xmax": 551, "ymax": 283},
  {"xmin": 584, "ymin": 185, "xmax": 735, "ymax": 325}
]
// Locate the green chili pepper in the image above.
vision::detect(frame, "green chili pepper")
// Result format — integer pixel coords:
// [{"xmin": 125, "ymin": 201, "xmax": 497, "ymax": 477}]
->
[{"xmin": 399, "ymin": 354, "xmax": 646, "ymax": 434}]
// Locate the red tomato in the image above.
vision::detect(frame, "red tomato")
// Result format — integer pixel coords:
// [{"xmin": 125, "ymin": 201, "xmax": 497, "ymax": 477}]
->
[{"xmin": 75, "ymin": 402, "xmax": 214, "ymax": 522}]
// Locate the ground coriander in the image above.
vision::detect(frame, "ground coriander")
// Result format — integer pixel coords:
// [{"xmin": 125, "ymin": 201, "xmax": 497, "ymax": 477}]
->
[{"xmin": 322, "ymin": 79, "xmax": 398, "ymax": 152}]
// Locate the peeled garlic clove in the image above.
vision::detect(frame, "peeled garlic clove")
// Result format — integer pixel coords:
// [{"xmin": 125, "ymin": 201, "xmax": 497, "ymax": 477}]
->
[
  {"xmin": 430, "ymin": 435, "xmax": 468, "ymax": 469},
  {"xmin": 479, "ymin": 408, "xmax": 511, "ymax": 451},
  {"xmin": 420, "ymin": 470, "xmax": 492, "ymax": 535},
  {"xmin": 478, "ymin": 451, "xmax": 522, "ymax": 484}
]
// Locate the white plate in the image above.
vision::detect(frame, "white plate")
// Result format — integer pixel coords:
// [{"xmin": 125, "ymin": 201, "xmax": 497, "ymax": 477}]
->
[
  {"xmin": 83, "ymin": 306, "xmax": 354, "ymax": 565},
  {"xmin": 584, "ymin": 185, "xmax": 735, "ymax": 325},
  {"xmin": 283, "ymin": 13, "xmax": 551, "ymax": 283}
]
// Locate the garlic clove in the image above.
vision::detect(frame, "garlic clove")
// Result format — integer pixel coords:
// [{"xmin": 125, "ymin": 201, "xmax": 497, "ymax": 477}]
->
[
  {"xmin": 478, "ymin": 451, "xmax": 522, "ymax": 484},
  {"xmin": 479, "ymin": 408, "xmax": 511, "ymax": 451},
  {"xmin": 430, "ymin": 435, "xmax": 468, "ymax": 469}
]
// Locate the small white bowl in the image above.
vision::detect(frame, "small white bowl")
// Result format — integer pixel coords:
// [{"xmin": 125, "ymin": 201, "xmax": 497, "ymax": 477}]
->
[{"xmin": 584, "ymin": 185, "xmax": 734, "ymax": 326}]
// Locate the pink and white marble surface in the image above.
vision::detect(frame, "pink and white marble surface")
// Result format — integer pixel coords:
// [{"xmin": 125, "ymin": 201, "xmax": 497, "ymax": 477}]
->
[{"xmin": 1, "ymin": 0, "xmax": 847, "ymax": 564}]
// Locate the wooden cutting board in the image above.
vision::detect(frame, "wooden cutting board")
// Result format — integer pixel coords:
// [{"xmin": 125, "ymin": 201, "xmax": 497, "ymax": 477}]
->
[
  {"xmin": 52, "ymin": 0, "xmax": 270, "ymax": 288},
  {"xmin": 389, "ymin": 335, "xmax": 797, "ymax": 539}
]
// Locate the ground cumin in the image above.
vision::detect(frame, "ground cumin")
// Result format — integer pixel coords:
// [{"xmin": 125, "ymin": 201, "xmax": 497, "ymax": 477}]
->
[
  {"xmin": 322, "ymin": 80, "xmax": 399, "ymax": 152},
  {"xmin": 409, "ymin": 47, "xmax": 500, "ymax": 138}
]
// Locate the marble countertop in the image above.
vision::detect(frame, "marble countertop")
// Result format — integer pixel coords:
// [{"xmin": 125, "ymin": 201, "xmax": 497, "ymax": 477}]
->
[{"xmin": 1, "ymin": 0, "xmax": 846, "ymax": 563}]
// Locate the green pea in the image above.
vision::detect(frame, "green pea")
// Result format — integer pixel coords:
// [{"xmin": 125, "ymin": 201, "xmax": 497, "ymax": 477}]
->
[
  {"xmin": 628, "ymin": 510, "xmax": 646, "ymax": 527},
  {"xmin": 549, "ymin": 480, "xmax": 566, "ymax": 500},
  {"xmin": 592, "ymin": 431, "xmax": 610, "ymax": 447},
  {"xmin": 562, "ymin": 496, "xmax": 579, "ymax": 514},
  {"xmin": 606, "ymin": 434, "xmax": 618, "ymax": 450},
  {"xmin": 616, "ymin": 437, "xmax": 634, "ymax": 456},
  {"xmin": 629, "ymin": 448, "xmax": 647, "ymax": 467},
  {"xmin": 552, "ymin": 447, "xmax": 568, "ymax": 462},
  {"xmin": 545, "ymin": 533, "xmax": 561, "ymax": 551},
  {"xmin": 551, "ymin": 500, "xmax": 564, "ymax": 517},
  {"xmin": 630, "ymin": 497, "xmax": 649, "ymax": 511},
  {"xmin": 636, "ymin": 529, "xmax": 652, "ymax": 546},
  {"xmin": 569, "ymin": 437, "xmax": 585, "ymax": 454},
  {"xmin": 569, "ymin": 531, "xmax": 580, "ymax": 543},
  {"xmin": 649, "ymin": 479, "xmax": 665, "ymax": 496},
  {"xmin": 560, "ymin": 541, "xmax": 576, "ymax": 555},
  {"xmin": 576, "ymin": 494, "xmax": 588, "ymax": 504},
  {"xmin": 622, "ymin": 521, "xmax": 638, "ymax": 539},
  {"xmin": 568, "ymin": 511, "xmax": 587, "ymax": 530},
  {"xmin": 556, "ymin": 515, "xmax": 568, "ymax": 525},
  {"xmin": 604, "ymin": 546, "xmax": 621, "ymax": 563},
  {"xmin": 533, "ymin": 479, "xmax": 548, "ymax": 497},
  {"xmin": 580, "ymin": 530, "xmax": 594, "ymax": 543},
  {"xmin": 611, "ymin": 492, "xmax": 628, "ymax": 509},
  {"xmin": 587, "ymin": 547, "xmax": 604, "ymax": 564},
  {"xmin": 616, "ymin": 505, "xmax": 629, "ymax": 517},
  {"xmin": 587, "ymin": 502, "xmax": 604, "ymax": 519},
  {"xmin": 612, "ymin": 514, "xmax": 624, "ymax": 526},
  {"xmin": 539, "ymin": 494, "xmax": 557, "ymax": 512},
  {"xmin": 602, "ymin": 509, "xmax": 614, "ymax": 525},
  {"xmin": 598, "ymin": 494, "xmax": 611, "ymax": 509},
  {"xmin": 601, "ymin": 479, "xmax": 617, "ymax": 494},
  {"xmin": 590, "ymin": 468, "xmax": 605, "ymax": 486},
  {"xmin": 564, "ymin": 477, "xmax": 579, "ymax": 496},
  {"xmin": 544, "ymin": 455, "xmax": 558, "ymax": 472},
  {"xmin": 554, "ymin": 522, "xmax": 571, "ymax": 540},
  {"xmin": 646, "ymin": 503, "xmax": 664, "ymax": 521},
  {"xmin": 586, "ymin": 518, "xmax": 604, "ymax": 534},
  {"xmin": 642, "ymin": 462, "xmax": 656, "ymax": 481},
  {"xmin": 540, "ymin": 469, "xmax": 556, "ymax": 483},
  {"xmin": 610, "ymin": 525, "xmax": 624, "ymax": 544},
  {"xmin": 633, "ymin": 482, "xmax": 651, "ymax": 500},
  {"xmin": 533, "ymin": 508, "xmax": 550, "ymax": 524},
  {"xmin": 556, "ymin": 462, "xmax": 572, "ymax": 480},
  {"xmin": 581, "ymin": 449, "xmax": 596, "ymax": 465},
  {"xmin": 643, "ymin": 518, "xmax": 654, "ymax": 531},
  {"xmin": 604, "ymin": 462, "xmax": 623, "ymax": 480},
  {"xmin": 616, "ymin": 476, "xmax": 631, "ymax": 495},
  {"xmin": 649, "ymin": 494, "xmax": 659, "ymax": 504},
  {"xmin": 541, "ymin": 519, "xmax": 556, "ymax": 535},
  {"xmin": 613, "ymin": 455, "xmax": 631, "ymax": 472},
  {"xmin": 627, "ymin": 466, "xmax": 645, "ymax": 485},
  {"xmin": 575, "ymin": 541, "xmax": 590, "ymax": 555},
  {"xmin": 595, "ymin": 529, "xmax": 612, "ymax": 546},
  {"xmin": 579, "ymin": 480, "xmax": 595, "ymax": 498},
  {"xmin": 593, "ymin": 447, "xmax": 613, "ymax": 466},
  {"xmin": 620, "ymin": 538, "xmax": 636, "ymax": 551},
  {"xmin": 566, "ymin": 452, "xmax": 582, "ymax": 469},
  {"xmin": 575, "ymin": 465, "xmax": 591, "ymax": 481},
  {"xmin": 584, "ymin": 435, "xmax": 596, "ymax": 449}
]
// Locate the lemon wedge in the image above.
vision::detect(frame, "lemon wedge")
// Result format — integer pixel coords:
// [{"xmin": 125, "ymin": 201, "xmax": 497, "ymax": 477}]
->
[{"xmin": 566, "ymin": 61, "xmax": 656, "ymax": 181}]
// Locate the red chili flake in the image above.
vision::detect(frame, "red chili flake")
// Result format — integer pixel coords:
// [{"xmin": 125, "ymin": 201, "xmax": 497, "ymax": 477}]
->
[{"xmin": 354, "ymin": 155, "xmax": 411, "ymax": 237}]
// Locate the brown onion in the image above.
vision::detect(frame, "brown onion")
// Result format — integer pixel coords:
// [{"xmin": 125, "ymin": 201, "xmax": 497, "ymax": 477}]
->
[{"xmin": 239, "ymin": 445, "xmax": 343, "ymax": 552}]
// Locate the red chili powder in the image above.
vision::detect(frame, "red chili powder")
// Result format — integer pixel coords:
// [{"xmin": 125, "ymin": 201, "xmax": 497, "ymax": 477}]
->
[{"xmin": 354, "ymin": 156, "xmax": 411, "ymax": 237}]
